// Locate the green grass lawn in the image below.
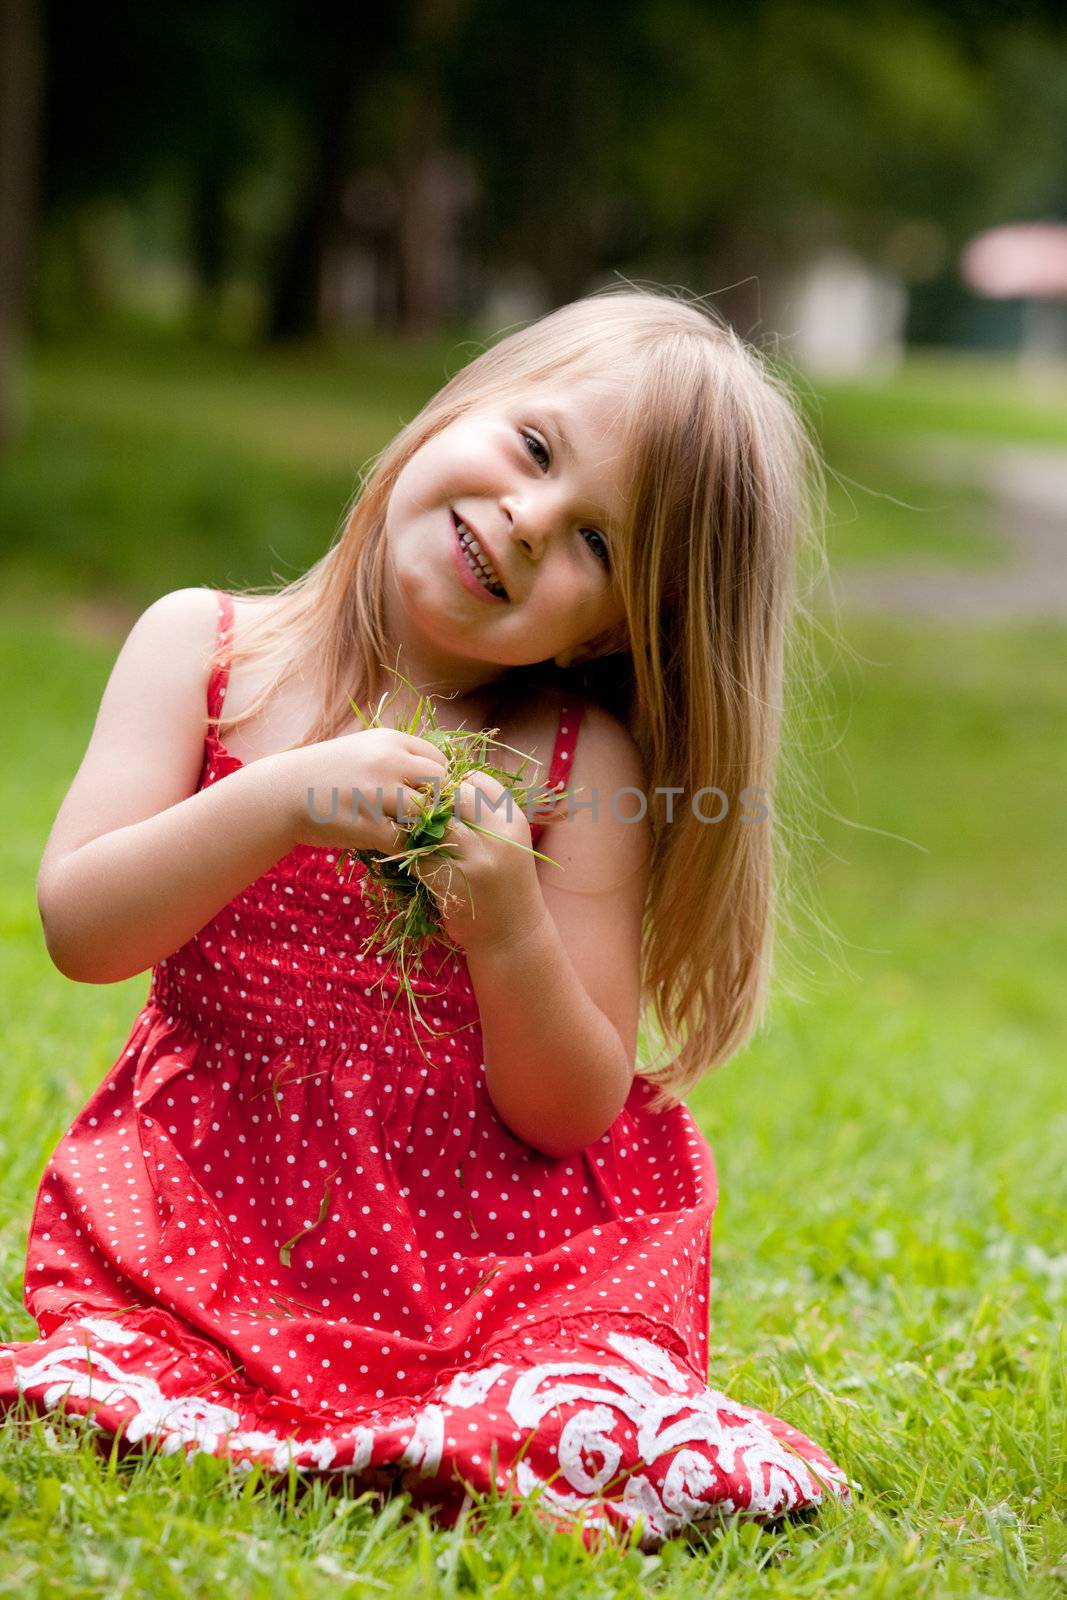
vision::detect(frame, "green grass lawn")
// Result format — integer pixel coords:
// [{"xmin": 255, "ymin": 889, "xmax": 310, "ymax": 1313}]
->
[
  {"xmin": 812, "ymin": 350, "xmax": 1067, "ymax": 451},
  {"xmin": 0, "ymin": 336, "xmax": 1064, "ymax": 1594}
]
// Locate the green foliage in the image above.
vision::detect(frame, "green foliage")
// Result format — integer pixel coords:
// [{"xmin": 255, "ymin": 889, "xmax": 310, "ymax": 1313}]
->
[
  {"xmin": 628, "ymin": 1, "xmax": 988, "ymax": 245},
  {"xmin": 31, "ymin": 2, "xmax": 1067, "ymax": 336}
]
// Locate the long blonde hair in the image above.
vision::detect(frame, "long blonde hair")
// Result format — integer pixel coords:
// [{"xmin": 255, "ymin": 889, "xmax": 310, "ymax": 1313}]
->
[{"xmin": 208, "ymin": 284, "xmax": 829, "ymax": 1111}]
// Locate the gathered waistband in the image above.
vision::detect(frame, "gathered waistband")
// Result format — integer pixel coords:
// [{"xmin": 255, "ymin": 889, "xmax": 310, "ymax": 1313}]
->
[{"xmin": 147, "ymin": 942, "xmax": 481, "ymax": 1067}]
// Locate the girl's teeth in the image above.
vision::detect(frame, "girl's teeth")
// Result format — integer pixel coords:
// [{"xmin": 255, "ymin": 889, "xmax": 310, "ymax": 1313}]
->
[{"xmin": 459, "ymin": 525, "xmax": 504, "ymax": 594}]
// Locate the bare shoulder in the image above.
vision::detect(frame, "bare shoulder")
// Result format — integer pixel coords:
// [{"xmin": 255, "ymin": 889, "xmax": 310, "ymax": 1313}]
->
[
  {"xmin": 37, "ymin": 587, "xmax": 223, "ymax": 897},
  {"xmin": 93, "ymin": 584, "xmax": 223, "ymax": 722},
  {"xmin": 127, "ymin": 586, "xmax": 223, "ymax": 711},
  {"xmin": 120, "ymin": 586, "xmax": 221, "ymax": 664},
  {"xmin": 535, "ymin": 694, "xmax": 651, "ymax": 887},
  {"xmin": 507, "ymin": 687, "xmax": 642, "ymax": 773},
  {"xmin": 571, "ymin": 697, "xmax": 646, "ymax": 790}
]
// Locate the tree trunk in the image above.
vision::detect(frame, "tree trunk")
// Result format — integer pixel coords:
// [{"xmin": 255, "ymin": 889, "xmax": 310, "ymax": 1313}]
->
[
  {"xmin": 264, "ymin": 0, "xmax": 406, "ymax": 343},
  {"xmin": 392, "ymin": 0, "xmax": 473, "ymax": 337},
  {"xmin": 189, "ymin": 164, "xmax": 228, "ymax": 337},
  {"xmin": 266, "ymin": 70, "xmax": 355, "ymax": 343},
  {"xmin": 0, "ymin": 0, "xmax": 42, "ymax": 453},
  {"xmin": 394, "ymin": 105, "xmax": 444, "ymax": 338},
  {"xmin": 703, "ymin": 223, "xmax": 791, "ymax": 342},
  {"xmin": 395, "ymin": 141, "xmax": 474, "ymax": 338}
]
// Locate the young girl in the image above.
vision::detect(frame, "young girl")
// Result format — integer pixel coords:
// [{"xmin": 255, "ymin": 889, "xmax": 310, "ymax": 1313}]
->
[{"xmin": 0, "ymin": 286, "xmax": 853, "ymax": 1548}]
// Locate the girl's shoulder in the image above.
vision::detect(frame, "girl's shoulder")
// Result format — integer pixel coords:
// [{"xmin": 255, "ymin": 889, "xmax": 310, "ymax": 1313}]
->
[
  {"xmin": 569, "ymin": 696, "xmax": 646, "ymax": 796},
  {"xmin": 37, "ymin": 588, "xmax": 224, "ymax": 910},
  {"xmin": 152, "ymin": 586, "xmax": 224, "ymax": 695},
  {"xmin": 149, "ymin": 585, "xmax": 222, "ymax": 645},
  {"xmin": 526, "ymin": 687, "xmax": 652, "ymax": 901},
  {"xmin": 105, "ymin": 587, "xmax": 222, "ymax": 726}
]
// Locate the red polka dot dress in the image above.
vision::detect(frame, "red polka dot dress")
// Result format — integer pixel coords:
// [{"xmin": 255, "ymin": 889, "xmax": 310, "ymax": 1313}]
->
[{"xmin": 0, "ymin": 591, "xmax": 853, "ymax": 1547}]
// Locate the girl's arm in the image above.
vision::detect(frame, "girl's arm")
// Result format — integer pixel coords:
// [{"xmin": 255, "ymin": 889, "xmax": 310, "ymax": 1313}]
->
[
  {"xmin": 464, "ymin": 704, "xmax": 652, "ymax": 1159},
  {"xmin": 37, "ymin": 589, "xmax": 295, "ymax": 984}
]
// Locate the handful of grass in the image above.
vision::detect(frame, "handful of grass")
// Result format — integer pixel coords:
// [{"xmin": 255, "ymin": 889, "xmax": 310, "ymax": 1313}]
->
[{"xmin": 333, "ymin": 666, "xmax": 575, "ymax": 1055}]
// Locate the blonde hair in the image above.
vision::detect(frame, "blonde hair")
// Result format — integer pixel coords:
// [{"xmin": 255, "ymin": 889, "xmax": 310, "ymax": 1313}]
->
[{"xmin": 208, "ymin": 284, "xmax": 830, "ymax": 1112}]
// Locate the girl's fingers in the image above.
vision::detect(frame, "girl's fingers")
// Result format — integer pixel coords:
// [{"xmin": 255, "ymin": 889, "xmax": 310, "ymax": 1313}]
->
[
  {"xmin": 393, "ymin": 784, "xmax": 466, "ymax": 846},
  {"xmin": 401, "ymin": 768, "xmax": 451, "ymax": 815},
  {"xmin": 450, "ymin": 773, "xmax": 510, "ymax": 825},
  {"xmin": 447, "ymin": 774, "xmax": 489, "ymax": 812},
  {"xmin": 361, "ymin": 785, "xmax": 431, "ymax": 853},
  {"xmin": 402, "ymin": 735, "xmax": 450, "ymax": 769},
  {"xmin": 396, "ymin": 783, "xmax": 438, "ymax": 827}
]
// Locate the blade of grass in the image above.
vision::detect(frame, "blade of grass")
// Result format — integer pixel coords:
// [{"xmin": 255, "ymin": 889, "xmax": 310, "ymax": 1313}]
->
[{"xmin": 278, "ymin": 1171, "xmax": 340, "ymax": 1269}]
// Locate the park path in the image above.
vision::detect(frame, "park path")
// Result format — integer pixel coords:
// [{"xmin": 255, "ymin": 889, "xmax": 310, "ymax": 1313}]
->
[{"xmin": 826, "ymin": 438, "xmax": 1067, "ymax": 621}]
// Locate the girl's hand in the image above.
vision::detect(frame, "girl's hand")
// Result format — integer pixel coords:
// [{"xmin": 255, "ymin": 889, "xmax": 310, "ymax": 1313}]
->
[
  {"xmin": 408, "ymin": 770, "xmax": 545, "ymax": 952},
  {"xmin": 270, "ymin": 729, "xmax": 450, "ymax": 853}
]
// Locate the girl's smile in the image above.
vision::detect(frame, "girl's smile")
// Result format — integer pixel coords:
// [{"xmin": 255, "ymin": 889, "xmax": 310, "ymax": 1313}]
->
[{"xmin": 450, "ymin": 510, "xmax": 510, "ymax": 603}]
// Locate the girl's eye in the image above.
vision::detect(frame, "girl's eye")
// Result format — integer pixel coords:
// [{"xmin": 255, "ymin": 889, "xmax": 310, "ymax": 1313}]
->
[
  {"xmin": 582, "ymin": 529, "xmax": 611, "ymax": 569},
  {"xmin": 522, "ymin": 431, "xmax": 550, "ymax": 470}
]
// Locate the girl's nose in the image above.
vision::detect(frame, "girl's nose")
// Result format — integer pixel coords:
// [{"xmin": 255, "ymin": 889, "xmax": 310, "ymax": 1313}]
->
[{"xmin": 500, "ymin": 490, "xmax": 560, "ymax": 557}]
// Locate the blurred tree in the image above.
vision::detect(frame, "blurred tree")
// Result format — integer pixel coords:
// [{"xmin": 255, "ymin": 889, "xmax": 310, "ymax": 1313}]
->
[
  {"xmin": 608, "ymin": 2, "xmax": 994, "ymax": 329},
  {"xmin": 392, "ymin": 0, "xmax": 473, "ymax": 337},
  {"xmin": 445, "ymin": 0, "xmax": 653, "ymax": 305},
  {"xmin": 979, "ymin": 23, "xmax": 1067, "ymax": 224},
  {"xmin": 0, "ymin": 0, "xmax": 42, "ymax": 452},
  {"xmin": 20, "ymin": 0, "xmax": 1067, "ymax": 348},
  {"xmin": 334, "ymin": 0, "xmax": 479, "ymax": 337},
  {"xmin": 428, "ymin": 0, "xmax": 1067, "ymax": 330},
  {"xmin": 265, "ymin": 2, "xmax": 403, "ymax": 340},
  {"xmin": 39, "ymin": 0, "xmax": 288, "ymax": 331}
]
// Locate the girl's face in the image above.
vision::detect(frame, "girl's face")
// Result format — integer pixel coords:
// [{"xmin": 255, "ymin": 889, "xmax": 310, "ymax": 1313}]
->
[{"xmin": 382, "ymin": 375, "xmax": 633, "ymax": 694}]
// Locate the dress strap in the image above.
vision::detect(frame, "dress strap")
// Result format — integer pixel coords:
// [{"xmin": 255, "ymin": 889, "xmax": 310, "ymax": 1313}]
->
[
  {"xmin": 206, "ymin": 590, "xmax": 235, "ymax": 724},
  {"xmin": 530, "ymin": 699, "xmax": 583, "ymax": 844}
]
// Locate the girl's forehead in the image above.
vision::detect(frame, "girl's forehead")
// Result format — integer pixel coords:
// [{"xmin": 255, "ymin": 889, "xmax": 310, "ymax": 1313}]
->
[
  {"xmin": 516, "ymin": 372, "xmax": 631, "ymax": 407},
  {"xmin": 500, "ymin": 376, "xmax": 634, "ymax": 438}
]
